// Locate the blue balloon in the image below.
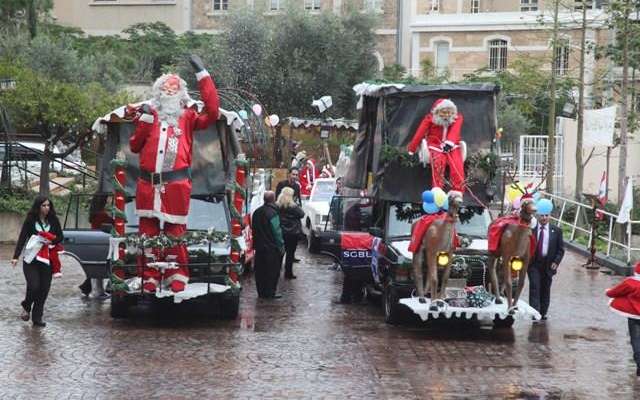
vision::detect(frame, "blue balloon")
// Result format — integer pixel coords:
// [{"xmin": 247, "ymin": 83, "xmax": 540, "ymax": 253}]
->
[
  {"xmin": 441, "ymin": 196, "xmax": 449, "ymax": 211},
  {"xmin": 238, "ymin": 110, "xmax": 248, "ymax": 119},
  {"xmin": 536, "ymin": 198, "xmax": 553, "ymax": 215},
  {"xmin": 422, "ymin": 190, "xmax": 434, "ymax": 203},
  {"xmin": 532, "ymin": 191, "xmax": 542, "ymax": 202},
  {"xmin": 423, "ymin": 202, "xmax": 440, "ymax": 214}
]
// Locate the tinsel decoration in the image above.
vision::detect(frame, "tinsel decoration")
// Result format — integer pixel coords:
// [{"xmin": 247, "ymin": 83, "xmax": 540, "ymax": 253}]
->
[
  {"xmin": 394, "ymin": 203, "xmax": 424, "ymax": 223},
  {"xmin": 465, "ymin": 286, "xmax": 494, "ymax": 308},
  {"xmin": 380, "ymin": 144, "xmax": 419, "ymax": 168},
  {"xmin": 122, "ymin": 230, "xmax": 229, "ymax": 249}
]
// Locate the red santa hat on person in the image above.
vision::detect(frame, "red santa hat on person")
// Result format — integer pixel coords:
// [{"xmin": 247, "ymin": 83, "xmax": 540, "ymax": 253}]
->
[{"xmin": 431, "ymin": 98, "xmax": 457, "ymax": 115}]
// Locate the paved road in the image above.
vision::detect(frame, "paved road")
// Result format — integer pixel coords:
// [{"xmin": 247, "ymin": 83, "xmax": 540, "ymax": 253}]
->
[{"xmin": 0, "ymin": 244, "xmax": 638, "ymax": 399}]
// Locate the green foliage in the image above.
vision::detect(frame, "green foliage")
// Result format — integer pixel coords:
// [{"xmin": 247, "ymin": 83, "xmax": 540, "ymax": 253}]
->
[
  {"xmin": 123, "ymin": 22, "xmax": 180, "ymax": 80},
  {"xmin": 382, "ymin": 64, "xmax": 407, "ymax": 81},
  {"xmin": 463, "ymin": 58, "xmax": 574, "ymax": 135},
  {"xmin": 0, "ymin": 187, "xmax": 33, "ymax": 215}
]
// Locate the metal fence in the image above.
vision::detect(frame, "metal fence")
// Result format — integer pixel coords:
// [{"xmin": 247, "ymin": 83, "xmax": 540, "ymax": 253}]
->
[{"xmin": 541, "ymin": 191, "xmax": 639, "ymax": 265}]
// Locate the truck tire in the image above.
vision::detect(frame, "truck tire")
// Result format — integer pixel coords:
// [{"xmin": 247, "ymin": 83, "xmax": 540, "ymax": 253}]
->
[
  {"xmin": 220, "ymin": 293, "xmax": 240, "ymax": 320},
  {"xmin": 110, "ymin": 294, "xmax": 129, "ymax": 318},
  {"xmin": 307, "ymin": 230, "xmax": 319, "ymax": 254},
  {"xmin": 493, "ymin": 316, "xmax": 515, "ymax": 328},
  {"xmin": 383, "ymin": 285, "xmax": 402, "ymax": 325}
]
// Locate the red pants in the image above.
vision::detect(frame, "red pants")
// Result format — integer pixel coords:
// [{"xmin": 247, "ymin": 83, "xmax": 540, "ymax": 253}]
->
[
  {"xmin": 430, "ymin": 149, "xmax": 465, "ymax": 192},
  {"xmin": 139, "ymin": 217, "xmax": 189, "ymax": 290}
]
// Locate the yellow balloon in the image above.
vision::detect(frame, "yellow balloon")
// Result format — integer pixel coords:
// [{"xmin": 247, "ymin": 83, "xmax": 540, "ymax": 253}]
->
[
  {"xmin": 506, "ymin": 183, "xmax": 526, "ymax": 203},
  {"xmin": 432, "ymin": 187, "xmax": 447, "ymax": 208}
]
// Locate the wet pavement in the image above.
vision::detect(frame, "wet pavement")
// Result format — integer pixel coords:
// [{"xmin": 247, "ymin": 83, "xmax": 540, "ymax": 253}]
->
[{"xmin": 1, "ymin": 243, "xmax": 639, "ymax": 400}]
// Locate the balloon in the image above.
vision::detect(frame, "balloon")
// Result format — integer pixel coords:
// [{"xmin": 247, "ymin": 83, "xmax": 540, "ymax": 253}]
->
[
  {"xmin": 532, "ymin": 191, "xmax": 542, "ymax": 202},
  {"xmin": 269, "ymin": 114, "xmax": 280, "ymax": 126},
  {"xmin": 252, "ymin": 104, "xmax": 263, "ymax": 116},
  {"xmin": 536, "ymin": 198, "xmax": 553, "ymax": 215},
  {"xmin": 506, "ymin": 183, "xmax": 526, "ymax": 204},
  {"xmin": 423, "ymin": 202, "xmax": 440, "ymax": 215},
  {"xmin": 238, "ymin": 110, "xmax": 248, "ymax": 119},
  {"xmin": 432, "ymin": 187, "xmax": 447, "ymax": 208},
  {"xmin": 422, "ymin": 190, "xmax": 434, "ymax": 203}
]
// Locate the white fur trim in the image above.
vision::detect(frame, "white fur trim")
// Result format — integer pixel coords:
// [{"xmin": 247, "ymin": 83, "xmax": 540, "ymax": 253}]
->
[
  {"xmin": 609, "ymin": 304, "xmax": 640, "ymax": 320},
  {"xmin": 165, "ymin": 273, "xmax": 189, "ymax": 284},
  {"xmin": 140, "ymin": 113, "xmax": 154, "ymax": 124},
  {"xmin": 632, "ymin": 275, "xmax": 640, "ymax": 281},
  {"xmin": 196, "ymin": 70, "xmax": 210, "ymax": 81},
  {"xmin": 156, "ymin": 122, "xmax": 169, "ymax": 173},
  {"xmin": 135, "ymin": 209, "xmax": 188, "ymax": 225},
  {"xmin": 432, "ymin": 99, "xmax": 457, "ymax": 114},
  {"xmin": 444, "ymin": 140, "xmax": 455, "ymax": 147},
  {"xmin": 143, "ymin": 277, "xmax": 160, "ymax": 285}
]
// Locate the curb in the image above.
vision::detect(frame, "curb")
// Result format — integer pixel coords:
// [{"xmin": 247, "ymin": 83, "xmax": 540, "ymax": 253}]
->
[{"xmin": 565, "ymin": 241, "xmax": 633, "ymax": 276}]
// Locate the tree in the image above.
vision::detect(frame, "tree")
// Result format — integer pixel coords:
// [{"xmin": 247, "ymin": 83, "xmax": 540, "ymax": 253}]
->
[
  {"xmin": 122, "ymin": 22, "xmax": 180, "ymax": 81},
  {"xmin": 0, "ymin": 63, "xmax": 131, "ymax": 195},
  {"xmin": 0, "ymin": 0, "xmax": 53, "ymax": 38},
  {"xmin": 546, "ymin": 0, "xmax": 561, "ymax": 195}
]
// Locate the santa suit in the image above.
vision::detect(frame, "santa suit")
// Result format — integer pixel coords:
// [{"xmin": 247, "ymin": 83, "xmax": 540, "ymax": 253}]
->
[
  {"xmin": 130, "ymin": 70, "xmax": 219, "ymax": 292},
  {"xmin": 606, "ymin": 263, "xmax": 640, "ymax": 371},
  {"xmin": 299, "ymin": 159, "xmax": 318, "ymax": 197},
  {"xmin": 407, "ymin": 99, "xmax": 465, "ymax": 192}
]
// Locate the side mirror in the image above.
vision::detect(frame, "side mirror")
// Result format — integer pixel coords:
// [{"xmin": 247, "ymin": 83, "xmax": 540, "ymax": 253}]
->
[
  {"xmin": 99, "ymin": 223, "xmax": 113, "ymax": 234},
  {"xmin": 368, "ymin": 227, "xmax": 383, "ymax": 237}
]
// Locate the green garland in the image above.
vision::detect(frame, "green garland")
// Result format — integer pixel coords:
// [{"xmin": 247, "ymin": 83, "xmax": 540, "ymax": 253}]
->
[
  {"xmin": 106, "ymin": 204, "xmax": 127, "ymax": 222},
  {"xmin": 229, "ymin": 203, "xmax": 242, "ymax": 220},
  {"xmin": 111, "ymin": 177, "xmax": 126, "ymax": 193},
  {"xmin": 122, "ymin": 230, "xmax": 229, "ymax": 250},
  {"xmin": 233, "ymin": 158, "xmax": 249, "ymax": 167},
  {"xmin": 225, "ymin": 275, "xmax": 241, "ymax": 290},
  {"xmin": 394, "ymin": 203, "xmax": 424, "ymax": 223},
  {"xmin": 380, "ymin": 144, "xmax": 420, "ymax": 168},
  {"xmin": 110, "ymin": 273, "xmax": 129, "ymax": 292},
  {"xmin": 231, "ymin": 237, "xmax": 241, "ymax": 252},
  {"xmin": 109, "ymin": 159, "xmax": 127, "ymax": 169}
]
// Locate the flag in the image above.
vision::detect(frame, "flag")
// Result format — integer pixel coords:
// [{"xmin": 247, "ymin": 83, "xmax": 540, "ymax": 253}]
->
[
  {"xmin": 596, "ymin": 171, "xmax": 607, "ymax": 220},
  {"xmin": 617, "ymin": 176, "xmax": 634, "ymax": 224}
]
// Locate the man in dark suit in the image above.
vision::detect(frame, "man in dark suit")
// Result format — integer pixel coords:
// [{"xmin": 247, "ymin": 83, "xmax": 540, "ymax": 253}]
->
[
  {"xmin": 275, "ymin": 167, "xmax": 301, "ymax": 206},
  {"xmin": 528, "ymin": 211, "xmax": 565, "ymax": 320}
]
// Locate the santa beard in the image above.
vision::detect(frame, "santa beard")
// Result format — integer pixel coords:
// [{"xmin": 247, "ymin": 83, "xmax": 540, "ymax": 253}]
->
[
  {"xmin": 154, "ymin": 92, "xmax": 185, "ymax": 127},
  {"xmin": 432, "ymin": 112, "xmax": 456, "ymax": 127}
]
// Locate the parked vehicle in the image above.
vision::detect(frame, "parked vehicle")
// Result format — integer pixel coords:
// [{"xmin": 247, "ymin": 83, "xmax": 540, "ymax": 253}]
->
[
  {"xmin": 62, "ymin": 106, "xmax": 247, "ymax": 319},
  {"xmin": 301, "ymin": 177, "xmax": 336, "ymax": 253},
  {"xmin": 342, "ymin": 83, "xmax": 537, "ymax": 326}
]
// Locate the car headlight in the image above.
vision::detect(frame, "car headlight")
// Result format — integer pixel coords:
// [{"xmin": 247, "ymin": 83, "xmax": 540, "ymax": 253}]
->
[
  {"xmin": 510, "ymin": 256, "xmax": 524, "ymax": 271},
  {"xmin": 436, "ymin": 252, "xmax": 450, "ymax": 268}
]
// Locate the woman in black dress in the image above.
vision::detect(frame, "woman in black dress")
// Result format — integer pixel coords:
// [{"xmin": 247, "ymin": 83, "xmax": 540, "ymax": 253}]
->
[
  {"xmin": 277, "ymin": 187, "xmax": 305, "ymax": 279},
  {"xmin": 11, "ymin": 196, "xmax": 63, "ymax": 327}
]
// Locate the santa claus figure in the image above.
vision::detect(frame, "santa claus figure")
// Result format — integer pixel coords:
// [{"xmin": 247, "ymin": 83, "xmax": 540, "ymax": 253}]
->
[
  {"xmin": 406, "ymin": 98, "xmax": 465, "ymax": 192},
  {"xmin": 128, "ymin": 55, "xmax": 219, "ymax": 293},
  {"xmin": 299, "ymin": 157, "xmax": 319, "ymax": 197}
]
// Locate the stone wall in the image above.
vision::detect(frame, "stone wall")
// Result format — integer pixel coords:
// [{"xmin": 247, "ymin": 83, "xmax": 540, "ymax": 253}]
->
[{"xmin": 0, "ymin": 213, "xmax": 23, "ymax": 244}]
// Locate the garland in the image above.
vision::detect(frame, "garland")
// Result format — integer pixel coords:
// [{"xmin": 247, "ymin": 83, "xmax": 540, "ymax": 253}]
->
[
  {"xmin": 106, "ymin": 204, "xmax": 127, "ymax": 222},
  {"xmin": 394, "ymin": 203, "xmax": 424, "ymax": 223},
  {"xmin": 121, "ymin": 230, "xmax": 229, "ymax": 250},
  {"xmin": 109, "ymin": 159, "xmax": 127, "ymax": 169},
  {"xmin": 380, "ymin": 144, "xmax": 420, "ymax": 168}
]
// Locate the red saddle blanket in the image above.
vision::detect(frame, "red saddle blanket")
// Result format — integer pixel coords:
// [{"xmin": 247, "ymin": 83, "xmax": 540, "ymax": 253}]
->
[
  {"xmin": 487, "ymin": 214, "xmax": 536, "ymax": 256},
  {"xmin": 408, "ymin": 213, "xmax": 459, "ymax": 253}
]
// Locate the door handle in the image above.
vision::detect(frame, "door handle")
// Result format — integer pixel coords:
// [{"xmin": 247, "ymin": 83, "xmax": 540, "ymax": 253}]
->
[{"xmin": 63, "ymin": 237, "xmax": 76, "ymax": 244}]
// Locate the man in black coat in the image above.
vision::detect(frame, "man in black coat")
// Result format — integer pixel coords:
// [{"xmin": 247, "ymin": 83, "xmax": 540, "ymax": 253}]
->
[
  {"xmin": 528, "ymin": 212, "xmax": 565, "ymax": 320},
  {"xmin": 275, "ymin": 167, "xmax": 301, "ymax": 205},
  {"xmin": 252, "ymin": 191, "xmax": 285, "ymax": 299}
]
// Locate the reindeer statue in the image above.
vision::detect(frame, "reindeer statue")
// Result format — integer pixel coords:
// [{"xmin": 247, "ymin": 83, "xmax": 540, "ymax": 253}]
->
[
  {"xmin": 487, "ymin": 198, "xmax": 537, "ymax": 312},
  {"xmin": 410, "ymin": 191, "xmax": 464, "ymax": 311}
]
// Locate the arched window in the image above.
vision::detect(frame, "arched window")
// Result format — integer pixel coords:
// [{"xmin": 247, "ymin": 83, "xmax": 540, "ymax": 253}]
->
[{"xmin": 488, "ymin": 39, "xmax": 508, "ymax": 71}]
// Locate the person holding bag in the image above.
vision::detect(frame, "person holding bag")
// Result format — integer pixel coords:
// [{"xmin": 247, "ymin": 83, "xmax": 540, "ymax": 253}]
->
[
  {"xmin": 11, "ymin": 196, "xmax": 64, "ymax": 327},
  {"xmin": 277, "ymin": 187, "xmax": 305, "ymax": 279}
]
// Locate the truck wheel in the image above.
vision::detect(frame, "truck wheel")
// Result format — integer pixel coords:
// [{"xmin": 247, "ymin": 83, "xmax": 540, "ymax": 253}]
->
[
  {"xmin": 110, "ymin": 294, "xmax": 129, "ymax": 318},
  {"xmin": 220, "ymin": 293, "xmax": 240, "ymax": 320},
  {"xmin": 307, "ymin": 230, "xmax": 319, "ymax": 254},
  {"xmin": 383, "ymin": 285, "xmax": 401, "ymax": 325},
  {"xmin": 493, "ymin": 316, "xmax": 515, "ymax": 328}
]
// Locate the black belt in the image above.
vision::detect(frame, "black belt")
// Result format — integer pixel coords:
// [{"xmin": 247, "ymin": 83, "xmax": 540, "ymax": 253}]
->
[{"xmin": 140, "ymin": 168, "xmax": 191, "ymax": 185}]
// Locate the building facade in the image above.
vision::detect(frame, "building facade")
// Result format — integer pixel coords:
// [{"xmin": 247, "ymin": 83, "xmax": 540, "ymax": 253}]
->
[{"xmin": 52, "ymin": 0, "xmax": 193, "ymax": 35}]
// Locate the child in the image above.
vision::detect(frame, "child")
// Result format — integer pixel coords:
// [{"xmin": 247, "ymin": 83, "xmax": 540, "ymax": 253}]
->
[{"xmin": 606, "ymin": 262, "xmax": 640, "ymax": 377}]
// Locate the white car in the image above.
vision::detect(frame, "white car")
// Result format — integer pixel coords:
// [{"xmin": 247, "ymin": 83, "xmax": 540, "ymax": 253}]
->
[{"xmin": 301, "ymin": 178, "xmax": 336, "ymax": 253}]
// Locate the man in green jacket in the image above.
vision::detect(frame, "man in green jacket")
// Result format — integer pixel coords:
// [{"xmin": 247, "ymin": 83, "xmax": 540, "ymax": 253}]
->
[{"xmin": 251, "ymin": 191, "xmax": 285, "ymax": 298}]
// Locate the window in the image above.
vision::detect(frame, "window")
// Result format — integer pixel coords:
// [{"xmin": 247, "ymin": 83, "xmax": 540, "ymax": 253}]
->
[
  {"xmin": 554, "ymin": 41, "xmax": 569, "ymax": 75},
  {"xmin": 304, "ymin": 0, "xmax": 320, "ymax": 10},
  {"xmin": 270, "ymin": 0, "xmax": 280, "ymax": 11},
  {"xmin": 212, "ymin": 0, "xmax": 228, "ymax": 11},
  {"xmin": 365, "ymin": 0, "xmax": 382, "ymax": 11},
  {"xmin": 435, "ymin": 41, "xmax": 450, "ymax": 74},
  {"xmin": 488, "ymin": 39, "xmax": 508, "ymax": 71},
  {"xmin": 574, "ymin": 0, "xmax": 593, "ymax": 11},
  {"xmin": 520, "ymin": 0, "xmax": 538, "ymax": 11},
  {"xmin": 470, "ymin": 0, "xmax": 480, "ymax": 13},
  {"xmin": 430, "ymin": 0, "xmax": 440, "ymax": 13}
]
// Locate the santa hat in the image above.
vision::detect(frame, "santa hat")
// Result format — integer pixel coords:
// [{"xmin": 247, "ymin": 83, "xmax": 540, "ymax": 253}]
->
[
  {"xmin": 431, "ymin": 98, "xmax": 457, "ymax": 115},
  {"xmin": 634, "ymin": 262, "xmax": 640, "ymax": 277}
]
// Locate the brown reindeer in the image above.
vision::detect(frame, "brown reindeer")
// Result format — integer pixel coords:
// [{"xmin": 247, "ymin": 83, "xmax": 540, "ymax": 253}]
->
[
  {"xmin": 412, "ymin": 191, "xmax": 464, "ymax": 311},
  {"xmin": 487, "ymin": 198, "xmax": 537, "ymax": 312}
]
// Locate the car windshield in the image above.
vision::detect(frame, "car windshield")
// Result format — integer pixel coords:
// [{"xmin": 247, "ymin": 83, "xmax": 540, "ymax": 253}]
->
[
  {"xmin": 386, "ymin": 203, "xmax": 490, "ymax": 239},
  {"xmin": 124, "ymin": 198, "xmax": 228, "ymax": 233},
  {"xmin": 310, "ymin": 180, "xmax": 336, "ymax": 202}
]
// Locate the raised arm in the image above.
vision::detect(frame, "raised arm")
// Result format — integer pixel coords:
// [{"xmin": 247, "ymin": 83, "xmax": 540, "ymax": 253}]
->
[{"xmin": 189, "ymin": 55, "xmax": 220, "ymax": 131}]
